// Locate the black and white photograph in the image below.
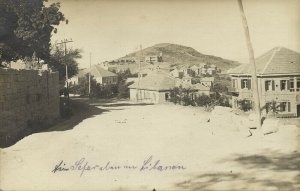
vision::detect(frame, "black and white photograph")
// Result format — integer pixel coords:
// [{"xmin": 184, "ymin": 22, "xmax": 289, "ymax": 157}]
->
[{"xmin": 0, "ymin": 0, "xmax": 300, "ymax": 190}]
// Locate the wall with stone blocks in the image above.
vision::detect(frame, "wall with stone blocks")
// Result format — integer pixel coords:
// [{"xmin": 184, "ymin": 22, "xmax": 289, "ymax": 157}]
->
[{"xmin": 0, "ymin": 68, "xmax": 60, "ymax": 137}]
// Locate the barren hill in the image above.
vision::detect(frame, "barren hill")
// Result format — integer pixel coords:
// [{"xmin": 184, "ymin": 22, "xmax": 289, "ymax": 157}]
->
[{"xmin": 119, "ymin": 43, "xmax": 240, "ymax": 72}]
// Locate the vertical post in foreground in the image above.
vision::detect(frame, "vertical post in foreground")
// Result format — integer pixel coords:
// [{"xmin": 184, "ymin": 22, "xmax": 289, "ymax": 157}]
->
[
  {"xmin": 237, "ymin": 0, "xmax": 262, "ymax": 129},
  {"xmin": 89, "ymin": 52, "xmax": 91, "ymax": 96},
  {"xmin": 136, "ymin": 44, "xmax": 143, "ymax": 102}
]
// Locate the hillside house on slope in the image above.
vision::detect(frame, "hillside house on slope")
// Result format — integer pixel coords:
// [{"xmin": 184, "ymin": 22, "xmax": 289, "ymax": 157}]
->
[
  {"xmin": 68, "ymin": 65, "xmax": 117, "ymax": 86},
  {"xmin": 170, "ymin": 68, "xmax": 184, "ymax": 78},
  {"xmin": 228, "ymin": 47, "xmax": 300, "ymax": 117}
]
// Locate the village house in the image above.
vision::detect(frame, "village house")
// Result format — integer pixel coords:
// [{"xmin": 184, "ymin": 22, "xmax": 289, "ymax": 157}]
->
[
  {"xmin": 182, "ymin": 76, "xmax": 193, "ymax": 84},
  {"xmin": 68, "ymin": 65, "xmax": 118, "ymax": 86},
  {"xmin": 170, "ymin": 68, "xmax": 184, "ymax": 78},
  {"xmin": 200, "ymin": 77, "xmax": 215, "ymax": 87},
  {"xmin": 145, "ymin": 52, "xmax": 163, "ymax": 63},
  {"xmin": 129, "ymin": 70, "xmax": 212, "ymax": 104},
  {"xmin": 192, "ymin": 83, "xmax": 211, "ymax": 95},
  {"xmin": 190, "ymin": 64, "xmax": 201, "ymax": 76},
  {"xmin": 145, "ymin": 56, "xmax": 158, "ymax": 63},
  {"xmin": 228, "ymin": 47, "xmax": 300, "ymax": 117},
  {"xmin": 207, "ymin": 64, "xmax": 217, "ymax": 75},
  {"xmin": 180, "ymin": 65, "xmax": 191, "ymax": 77},
  {"xmin": 190, "ymin": 63, "xmax": 211, "ymax": 76},
  {"xmin": 177, "ymin": 81, "xmax": 211, "ymax": 96},
  {"xmin": 129, "ymin": 71, "xmax": 176, "ymax": 103}
]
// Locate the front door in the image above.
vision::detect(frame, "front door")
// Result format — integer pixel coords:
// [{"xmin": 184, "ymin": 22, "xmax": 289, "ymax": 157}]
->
[{"xmin": 297, "ymin": 105, "xmax": 300, "ymax": 117}]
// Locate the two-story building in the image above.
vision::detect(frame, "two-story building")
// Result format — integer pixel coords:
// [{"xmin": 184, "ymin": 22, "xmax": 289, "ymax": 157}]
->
[
  {"xmin": 228, "ymin": 47, "xmax": 300, "ymax": 117},
  {"xmin": 145, "ymin": 53, "xmax": 163, "ymax": 63},
  {"xmin": 69, "ymin": 65, "xmax": 118, "ymax": 86}
]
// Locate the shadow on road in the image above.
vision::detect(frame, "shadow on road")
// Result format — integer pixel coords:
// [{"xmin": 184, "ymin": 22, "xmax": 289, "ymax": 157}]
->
[
  {"xmin": 1, "ymin": 98, "xmax": 148, "ymax": 148},
  {"xmin": 175, "ymin": 150, "xmax": 300, "ymax": 191},
  {"xmin": 43, "ymin": 98, "xmax": 111, "ymax": 132}
]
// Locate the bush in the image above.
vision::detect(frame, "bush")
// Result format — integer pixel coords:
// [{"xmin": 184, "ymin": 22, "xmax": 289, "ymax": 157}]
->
[
  {"xmin": 195, "ymin": 95, "xmax": 212, "ymax": 106},
  {"xmin": 169, "ymin": 86, "xmax": 230, "ymax": 109},
  {"xmin": 68, "ymin": 69, "xmax": 138, "ymax": 99},
  {"xmin": 238, "ymin": 99, "xmax": 252, "ymax": 111}
]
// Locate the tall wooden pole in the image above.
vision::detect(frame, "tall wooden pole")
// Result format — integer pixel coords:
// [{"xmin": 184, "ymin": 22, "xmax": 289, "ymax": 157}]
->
[
  {"xmin": 56, "ymin": 38, "xmax": 73, "ymax": 109},
  {"xmin": 89, "ymin": 52, "xmax": 91, "ymax": 96},
  {"xmin": 56, "ymin": 39, "xmax": 73, "ymax": 87},
  {"xmin": 136, "ymin": 44, "xmax": 142, "ymax": 102},
  {"xmin": 237, "ymin": 0, "xmax": 262, "ymax": 128},
  {"xmin": 139, "ymin": 45, "xmax": 142, "ymax": 73}
]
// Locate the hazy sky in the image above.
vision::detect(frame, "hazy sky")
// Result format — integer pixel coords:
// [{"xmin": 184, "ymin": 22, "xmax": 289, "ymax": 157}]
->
[{"xmin": 50, "ymin": 0, "xmax": 300, "ymax": 68}]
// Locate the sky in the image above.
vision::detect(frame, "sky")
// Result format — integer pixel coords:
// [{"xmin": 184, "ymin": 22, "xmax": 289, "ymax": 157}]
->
[{"xmin": 50, "ymin": 0, "xmax": 300, "ymax": 69}]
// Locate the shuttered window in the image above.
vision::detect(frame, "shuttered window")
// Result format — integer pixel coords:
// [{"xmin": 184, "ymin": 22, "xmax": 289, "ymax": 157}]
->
[
  {"xmin": 232, "ymin": 79, "xmax": 236, "ymax": 88},
  {"xmin": 287, "ymin": 80, "xmax": 290, "ymax": 90},
  {"xmin": 248, "ymin": 79, "xmax": 251, "ymax": 89},
  {"xmin": 279, "ymin": 102, "xmax": 290, "ymax": 112},
  {"xmin": 280, "ymin": 80, "xmax": 285, "ymax": 90},
  {"xmin": 265, "ymin": 80, "xmax": 275, "ymax": 91},
  {"xmin": 241, "ymin": 79, "xmax": 251, "ymax": 89},
  {"xmin": 241, "ymin": 79, "xmax": 245, "ymax": 89},
  {"xmin": 290, "ymin": 78, "xmax": 294, "ymax": 89}
]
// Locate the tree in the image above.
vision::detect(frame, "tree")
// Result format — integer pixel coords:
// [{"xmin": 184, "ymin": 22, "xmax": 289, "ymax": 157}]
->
[
  {"xmin": 115, "ymin": 69, "xmax": 137, "ymax": 98},
  {"xmin": 48, "ymin": 45, "xmax": 81, "ymax": 81},
  {"xmin": 69, "ymin": 74, "xmax": 97, "ymax": 96},
  {"xmin": 0, "ymin": 0, "xmax": 66, "ymax": 65}
]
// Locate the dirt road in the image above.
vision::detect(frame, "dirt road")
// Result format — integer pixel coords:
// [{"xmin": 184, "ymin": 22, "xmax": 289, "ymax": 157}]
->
[{"xmin": 1, "ymin": 99, "xmax": 299, "ymax": 190}]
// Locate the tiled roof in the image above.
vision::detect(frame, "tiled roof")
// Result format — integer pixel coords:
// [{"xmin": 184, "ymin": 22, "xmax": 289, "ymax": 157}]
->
[
  {"xmin": 129, "ymin": 70, "xmax": 176, "ymax": 91},
  {"xmin": 78, "ymin": 65, "xmax": 117, "ymax": 78},
  {"xmin": 228, "ymin": 47, "xmax": 300, "ymax": 75}
]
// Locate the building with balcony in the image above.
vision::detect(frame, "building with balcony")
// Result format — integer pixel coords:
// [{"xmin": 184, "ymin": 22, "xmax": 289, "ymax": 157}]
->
[{"xmin": 228, "ymin": 47, "xmax": 300, "ymax": 117}]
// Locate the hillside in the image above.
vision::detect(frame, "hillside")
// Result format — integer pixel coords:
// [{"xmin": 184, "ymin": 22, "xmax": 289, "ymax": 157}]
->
[{"xmin": 118, "ymin": 43, "xmax": 241, "ymax": 72}]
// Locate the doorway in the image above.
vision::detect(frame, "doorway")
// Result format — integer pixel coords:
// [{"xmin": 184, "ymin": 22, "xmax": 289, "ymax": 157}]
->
[{"xmin": 297, "ymin": 105, "xmax": 300, "ymax": 117}]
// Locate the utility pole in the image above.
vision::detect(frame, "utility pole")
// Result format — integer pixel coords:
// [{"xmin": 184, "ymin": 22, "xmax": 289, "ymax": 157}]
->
[
  {"xmin": 56, "ymin": 38, "xmax": 73, "ymax": 109},
  {"xmin": 57, "ymin": 38, "xmax": 73, "ymax": 86},
  {"xmin": 139, "ymin": 44, "xmax": 142, "ymax": 74},
  {"xmin": 237, "ymin": 0, "xmax": 262, "ymax": 129},
  {"xmin": 136, "ymin": 44, "xmax": 142, "ymax": 102},
  {"xmin": 89, "ymin": 52, "xmax": 91, "ymax": 97}
]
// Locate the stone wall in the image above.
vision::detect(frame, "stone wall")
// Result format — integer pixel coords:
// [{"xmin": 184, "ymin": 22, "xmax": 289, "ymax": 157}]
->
[{"xmin": 0, "ymin": 68, "xmax": 60, "ymax": 138}]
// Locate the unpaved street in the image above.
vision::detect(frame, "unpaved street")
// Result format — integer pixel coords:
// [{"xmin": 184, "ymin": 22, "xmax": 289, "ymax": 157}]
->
[{"xmin": 1, "ymin": 99, "xmax": 299, "ymax": 191}]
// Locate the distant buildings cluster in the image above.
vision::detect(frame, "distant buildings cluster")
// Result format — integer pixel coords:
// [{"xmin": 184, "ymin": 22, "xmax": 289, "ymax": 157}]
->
[
  {"xmin": 69, "ymin": 46, "xmax": 300, "ymax": 118},
  {"xmin": 170, "ymin": 63, "xmax": 218, "ymax": 78},
  {"xmin": 102, "ymin": 52, "xmax": 163, "ymax": 66}
]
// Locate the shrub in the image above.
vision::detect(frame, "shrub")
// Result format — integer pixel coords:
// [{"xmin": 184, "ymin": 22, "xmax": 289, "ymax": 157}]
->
[
  {"xmin": 238, "ymin": 99, "xmax": 252, "ymax": 111},
  {"xmin": 169, "ymin": 86, "xmax": 230, "ymax": 109}
]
